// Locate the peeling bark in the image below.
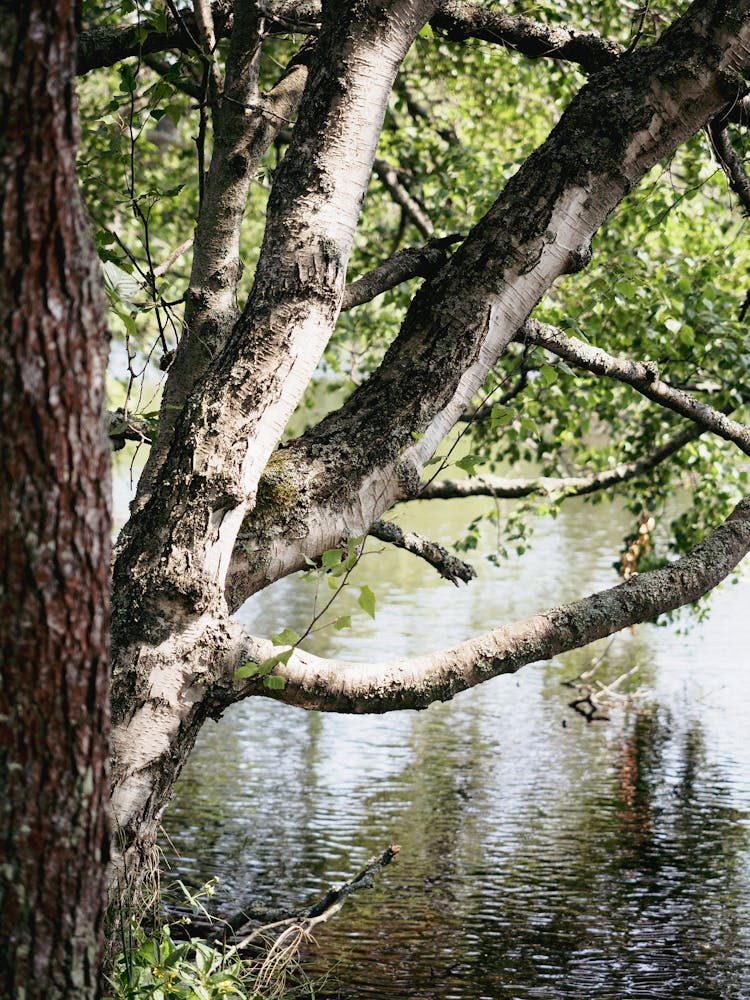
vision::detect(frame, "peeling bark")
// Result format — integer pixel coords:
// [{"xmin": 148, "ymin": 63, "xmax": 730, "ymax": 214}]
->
[
  {"xmin": 226, "ymin": 1, "xmax": 750, "ymax": 606},
  {"xmin": 135, "ymin": 27, "xmax": 311, "ymax": 505},
  {"xmin": 110, "ymin": 0, "xmax": 438, "ymax": 892},
  {"xmin": 106, "ymin": 0, "xmax": 750, "ymax": 905}
]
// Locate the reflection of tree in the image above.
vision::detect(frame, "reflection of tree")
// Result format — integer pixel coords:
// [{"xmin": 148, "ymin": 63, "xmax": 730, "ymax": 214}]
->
[
  {"xmin": 304, "ymin": 697, "xmax": 495, "ymax": 998},
  {"xmin": 604, "ymin": 711, "xmax": 750, "ymax": 999},
  {"xmin": 162, "ymin": 681, "xmax": 750, "ymax": 1000},
  {"xmin": 615, "ymin": 710, "xmax": 662, "ymax": 862}
]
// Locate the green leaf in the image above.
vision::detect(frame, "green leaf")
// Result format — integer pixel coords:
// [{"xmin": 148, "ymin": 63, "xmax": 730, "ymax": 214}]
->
[
  {"xmin": 333, "ymin": 615, "xmax": 351, "ymax": 631},
  {"xmin": 321, "ymin": 547, "xmax": 343, "ymax": 568},
  {"xmin": 539, "ymin": 364, "xmax": 557, "ymax": 387},
  {"xmin": 271, "ymin": 627, "xmax": 300, "ymax": 647},
  {"xmin": 358, "ymin": 585, "xmax": 376, "ymax": 619},
  {"xmin": 263, "ymin": 675, "xmax": 287, "ymax": 691},
  {"xmin": 233, "ymin": 662, "xmax": 259, "ymax": 681},
  {"xmin": 490, "ymin": 405, "xmax": 513, "ymax": 427},
  {"xmin": 258, "ymin": 649, "xmax": 293, "ymax": 675},
  {"xmin": 456, "ymin": 454, "xmax": 481, "ymax": 476}
]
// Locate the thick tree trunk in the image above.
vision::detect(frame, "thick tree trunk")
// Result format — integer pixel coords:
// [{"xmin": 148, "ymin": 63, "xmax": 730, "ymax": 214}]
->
[
  {"xmin": 109, "ymin": 0, "xmax": 437, "ymax": 900},
  {"xmin": 0, "ymin": 4, "xmax": 111, "ymax": 998},
  {"xmin": 107, "ymin": 0, "xmax": 750, "ymax": 908}
]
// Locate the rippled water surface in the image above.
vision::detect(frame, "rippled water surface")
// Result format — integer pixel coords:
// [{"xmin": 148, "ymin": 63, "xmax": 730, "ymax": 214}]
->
[{"xmin": 156, "ymin": 494, "xmax": 750, "ymax": 999}]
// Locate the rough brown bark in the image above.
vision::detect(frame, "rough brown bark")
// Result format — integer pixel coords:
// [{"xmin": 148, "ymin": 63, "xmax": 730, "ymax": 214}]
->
[{"xmin": 0, "ymin": 3, "xmax": 111, "ymax": 998}]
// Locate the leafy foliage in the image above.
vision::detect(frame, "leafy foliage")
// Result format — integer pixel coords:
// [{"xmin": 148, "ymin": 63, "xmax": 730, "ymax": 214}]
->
[{"xmin": 82, "ymin": 0, "xmax": 750, "ymax": 609}]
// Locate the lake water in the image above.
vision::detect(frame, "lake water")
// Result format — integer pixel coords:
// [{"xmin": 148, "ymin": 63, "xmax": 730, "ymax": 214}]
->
[{"xmin": 145, "ymin": 484, "xmax": 750, "ymax": 999}]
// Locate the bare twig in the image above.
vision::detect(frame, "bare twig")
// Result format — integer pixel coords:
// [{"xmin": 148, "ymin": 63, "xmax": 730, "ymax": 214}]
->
[
  {"xmin": 227, "ymin": 845, "xmax": 401, "ymax": 948},
  {"xmin": 370, "ymin": 520, "xmax": 476, "ymax": 584},
  {"xmin": 373, "ymin": 158, "xmax": 434, "ymax": 239}
]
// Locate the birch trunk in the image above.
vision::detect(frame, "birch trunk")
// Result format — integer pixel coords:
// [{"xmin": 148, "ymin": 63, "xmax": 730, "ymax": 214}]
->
[
  {"xmin": 110, "ymin": 0, "xmax": 437, "ymax": 894},
  {"xmin": 108, "ymin": 0, "xmax": 750, "ymax": 905}
]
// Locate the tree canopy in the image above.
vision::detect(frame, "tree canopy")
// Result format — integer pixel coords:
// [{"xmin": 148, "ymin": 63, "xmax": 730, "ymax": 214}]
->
[{"xmin": 77, "ymin": 0, "xmax": 750, "ymax": 890}]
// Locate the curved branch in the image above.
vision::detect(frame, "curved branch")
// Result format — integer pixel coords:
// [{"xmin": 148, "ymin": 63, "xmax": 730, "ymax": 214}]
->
[
  {"xmin": 707, "ymin": 119, "xmax": 750, "ymax": 214},
  {"xmin": 519, "ymin": 320, "xmax": 750, "ymax": 456},
  {"xmin": 225, "ymin": 4, "xmax": 750, "ymax": 608},
  {"xmin": 234, "ymin": 494, "xmax": 750, "ymax": 712},
  {"xmin": 342, "ymin": 234, "xmax": 463, "ymax": 310},
  {"xmin": 430, "ymin": 0, "xmax": 621, "ymax": 74},
  {"xmin": 418, "ymin": 422, "xmax": 701, "ymax": 501},
  {"xmin": 369, "ymin": 519, "xmax": 476, "ymax": 584}
]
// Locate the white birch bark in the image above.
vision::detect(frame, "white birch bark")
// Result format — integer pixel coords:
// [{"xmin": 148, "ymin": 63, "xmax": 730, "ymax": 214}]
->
[
  {"xmin": 109, "ymin": 0, "xmax": 438, "ymax": 889},
  {"xmin": 108, "ymin": 0, "xmax": 750, "ymax": 896}
]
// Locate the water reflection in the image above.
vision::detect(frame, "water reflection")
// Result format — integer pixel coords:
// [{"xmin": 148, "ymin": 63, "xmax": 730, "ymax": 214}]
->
[{"xmin": 156, "ymin": 492, "xmax": 750, "ymax": 999}]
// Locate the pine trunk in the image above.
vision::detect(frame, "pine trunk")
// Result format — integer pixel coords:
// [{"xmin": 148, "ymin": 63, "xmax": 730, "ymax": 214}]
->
[{"xmin": 0, "ymin": 3, "xmax": 111, "ymax": 997}]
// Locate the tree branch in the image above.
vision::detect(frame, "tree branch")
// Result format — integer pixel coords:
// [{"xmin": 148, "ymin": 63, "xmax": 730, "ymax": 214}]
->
[
  {"xmin": 430, "ymin": 0, "xmax": 621, "ymax": 74},
  {"xmin": 369, "ymin": 519, "xmax": 476, "ymax": 584},
  {"xmin": 373, "ymin": 158, "xmax": 434, "ymax": 239},
  {"xmin": 108, "ymin": 409, "xmax": 153, "ymax": 449},
  {"xmin": 79, "ymin": 1, "xmax": 621, "ymax": 77},
  {"xmin": 417, "ymin": 422, "xmax": 701, "ymax": 501},
  {"xmin": 233, "ymin": 494, "xmax": 750, "ymax": 713},
  {"xmin": 394, "ymin": 76, "xmax": 458, "ymax": 147},
  {"xmin": 224, "ymin": 3, "xmax": 750, "ymax": 607},
  {"xmin": 519, "ymin": 319, "xmax": 750, "ymax": 456},
  {"xmin": 707, "ymin": 119, "xmax": 750, "ymax": 215},
  {"xmin": 342, "ymin": 234, "xmax": 463, "ymax": 311},
  {"xmin": 133, "ymin": 36, "xmax": 312, "ymax": 507},
  {"xmin": 77, "ymin": 3, "xmax": 234, "ymax": 75}
]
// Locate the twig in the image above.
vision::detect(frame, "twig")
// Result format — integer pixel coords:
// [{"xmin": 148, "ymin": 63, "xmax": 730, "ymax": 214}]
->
[
  {"xmin": 369, "ymin": 520, "xmax": 476, "ymax": 584},
  {"xmin": 227, "ymin": 845, "xmax": 401, "ymax": 950}
]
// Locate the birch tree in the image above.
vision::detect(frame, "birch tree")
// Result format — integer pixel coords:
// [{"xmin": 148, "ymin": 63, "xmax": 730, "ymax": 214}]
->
[{"xmin": 77, "ymin": 0, "xmax": 750, "ymax": 904}]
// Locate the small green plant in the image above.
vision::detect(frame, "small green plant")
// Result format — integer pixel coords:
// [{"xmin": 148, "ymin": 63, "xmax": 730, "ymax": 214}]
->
[
  {"xmin": 107, "ymin": 877, "xmax": 320, "ymax": 1000},
  {"xmin": 108, "ymin": 919, "xmax": 255, "ymax": 1000}
]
